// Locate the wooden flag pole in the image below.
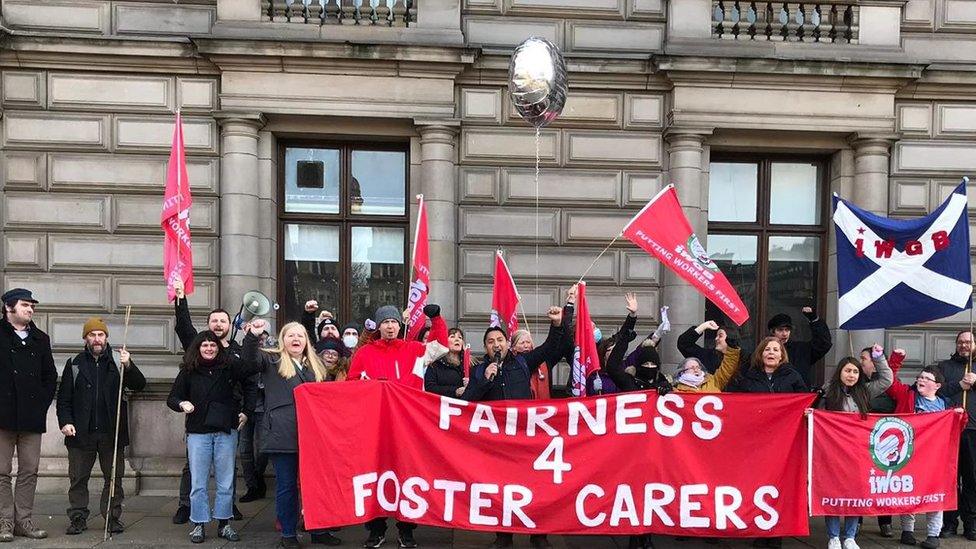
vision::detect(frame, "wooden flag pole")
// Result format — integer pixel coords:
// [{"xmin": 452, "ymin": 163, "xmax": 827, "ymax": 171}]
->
[{"xmin": 104, "ymin": 305, "xmax": 131, "ymax": 540}]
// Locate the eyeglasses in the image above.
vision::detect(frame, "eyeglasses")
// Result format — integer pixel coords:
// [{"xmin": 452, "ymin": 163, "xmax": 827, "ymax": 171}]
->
[{"xmin": 916, "ymin": 375, "xmax": 937, "ymax": 382}]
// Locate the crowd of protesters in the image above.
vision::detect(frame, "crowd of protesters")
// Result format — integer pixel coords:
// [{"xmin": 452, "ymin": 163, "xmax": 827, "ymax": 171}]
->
[{"xmin": 0, "ymin": 283, "xmax": 974, "ymax": 549}]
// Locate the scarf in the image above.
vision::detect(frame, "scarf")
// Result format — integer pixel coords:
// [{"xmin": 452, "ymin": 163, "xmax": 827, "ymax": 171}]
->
[{"xmin": 678, "ymin": 370, "xmax": 706, "ymax": 388}]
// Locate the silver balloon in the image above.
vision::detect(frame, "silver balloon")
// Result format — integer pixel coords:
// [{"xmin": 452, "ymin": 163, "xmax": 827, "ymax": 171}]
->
[{"xmin": 508, "ymin": 37, "xmax": 567, "ymax": 128}]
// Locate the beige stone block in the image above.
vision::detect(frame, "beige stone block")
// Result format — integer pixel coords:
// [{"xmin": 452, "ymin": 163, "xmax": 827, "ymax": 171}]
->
[
  {"xmin": 114, "ymin": 116, "xmax": 217, "ymax": 153},
  {"xmin": 114, "ymin": 276, "xmax": 218, "ymax": 312},
  {"xmin": 627, "ymin": 0, "xmax": 664, "ymax": 18},
  {"xmin": 889, "ymin": 179, "xmax": 930, "ymax": 214},
  {"xmin": 220, "ymin": 71, "xmax": 455, "ymax": 118},
  {"xmin": 113, "ymin": 195, "xmax": 218, "ymax": 235},
  {"xmin": 461, "ymin": 88, "xmax": 502, "ymax": 123},
  {"xmin": 464, "ymin": 17, "xmax": 561, "ymax": 48},
  {"xmin": 622, "ymin": 249, "xmax": 659, "ymax": 283},
  {"xmin": 4, "ymin": 233, "xmax": 47, "ymax": 269},
  {"xmin": 893, "ymin": 141, "xmax": 976, "ymax": 174},
  {"xmin": 933, "ymin": 179, "xmax": 976, "ymax": 212},
  {"xmin": 461, "ymin": 128, "xmax": 559, "ymax": 164},
  {"xmin": 3, "ymin": 274, "xmax": 109, "ymax": 311},
  {"xmin": 942, "ymin": 0, "xmax": 976, "ymax": 30},
  {"xmin": 459, "ymin": 167, "xmax": 500, "ymax": 203},
  {"xmin": 2, "ymin": 152, "xmax": 46, "ymax": 190},
  {"xmin": 582, "ymin": 286, "xmax": 658, "ymax": 318},
  {"xmin": 507, "ymin": 0, "xmax": 621, "ymax": 15},
  {"xmin": 903, "ymin": 0, "xmax": 935, "ymax": 28},
  {"xmin": 896, "ymin": 104, "xmax": 932, "ymax": 136},
  {"xmin": 2, "ymin": 0, "xmax": 109, "ymax": 33},
  {"xmin": 2, "ymin": 71, "xmax": 45, "ymax": 108},
  {"xmin": 49, "ymin": 314, "xmax": 174, "ymax": 352},
  {"xmin": 113, "ymin": 4, "xmax": 214, "ymax": 35},
  {"xmin": 550, "ymin": 93, "xmax": 621, "ymax": 125},
  {"xmin": 457, "ymin": 284, "xmax": 559, "ymax": 319},
  {"xmin": 178, "ymin": 78, "xmax": 217, "ymax": 111},
  {"xmin": 48, "ymin": 235, "xmax": 217, "ymax": 274},
  {"xmin": 459, "ymin": 206, "xmax": 559, "ymax": 243},
  {"xmin": 859, "ymin": 6, "xmax": 901, "ymax": 47},
  {"xmin": 3, "ymin": 192, "xmax": 109, "ymax": 231},
  {"xmin": 48, "ymin": 73, "xmax": 172, "ymax": 112},
  {"xmin": 563, "ymin": 209, "xmax": 635, "ymax": 243},
  {"xmin": 936, "ymin": 104, "xmax": 976, "ymax": 138},
  {"xmin": 464, "ymin": 0, "xmax": 502, "ymax": 11},
  {"xmin": 504, "ymin": 168, "xmax": 620, "ymax": 205},
  {"xmin": 928, "ymin": 332, "xmax": 959, "ymax": 364},
  {"xmin": 566, "ymin": 21, "xmax": 663, "ymax": 52},
  {"xmin": 2, "ymin": 112, "xmax": 108, "ymax": 150},
  {"xmin": 50, "ymin": 154, "xmax": 219, "ymax": 194},
  {"xmin": 903, "ymin": 36, "xmax": 976, "ymax": 62},
  {"xmin": 625, "ymin": 95, "xmax": 663, "ymax": 128},
  {"xmin": 886, "ymin": 331, "xmax": 925, "ymax": 366},
  {"xmin": 624, "ymin": 171, "xmax": 662, "ymax": 205},
  {"xmin": 460, "ymin": 245, "xmax": 618, "ymax": 282},
  {"xmin": 565, "ymin": 130, "xmax": 661, "ymax": 166}
]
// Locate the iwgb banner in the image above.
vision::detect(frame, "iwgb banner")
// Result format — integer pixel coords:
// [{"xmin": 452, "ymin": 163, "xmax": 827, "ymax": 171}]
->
[
  {"xmin": 296, "ymin": 382, "xmax": 814, "ymax": 536},
  {"xmin": 622, "ymin": 185, "xmax": 749, "ymax": 326},
  {"xmin": 811, "ymin": 410, "xmax": 966, "ymax": 516},
  {"xmin": 405, "ymin": 194, "xmax": 430, "ymax": 340}
]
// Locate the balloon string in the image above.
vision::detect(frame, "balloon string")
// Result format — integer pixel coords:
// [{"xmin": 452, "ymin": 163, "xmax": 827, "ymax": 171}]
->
[{"xmin": 534, "ymin": 127, "xmax": 540, "ymax": 334}]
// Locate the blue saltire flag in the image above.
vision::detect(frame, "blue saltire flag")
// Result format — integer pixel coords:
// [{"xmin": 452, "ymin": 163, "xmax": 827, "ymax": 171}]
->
[{"xmin": 832, "ymin": 178, "xmax": 972, "ymax": 330}]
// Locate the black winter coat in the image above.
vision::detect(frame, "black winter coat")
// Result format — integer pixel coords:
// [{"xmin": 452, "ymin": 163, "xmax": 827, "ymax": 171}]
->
[
  {"xmin": 0, "ymin": 317, "xmax": 57, "ymax": 433},
  {"xmin": 676, "ymin": 326, "xmax": 724, "ymax": 375},
  {"xmin": 463, "ymin": 322, "xmax": 563, "ymax": 402},
  {"xmin": 604, "ymin": 314, "xmax": 672, "ymax": 394},
  {"xmin": 783, "ymin": 316, "xmax": 833, "ymax": 387},
  {"xmin": 729, "ymin": 364, "xmax": 808, "ymax": 393},
  {"xmin": 425, "ymin": 355, "xmax": 465, "ymax": 398},
  {"xmin": 56, "ymin": 344, "xmax": 146, "ymax": 448},
  {"xmin": 240, "ymin": 333, "xmax": 322, "ymax": 453},
  {"xmin": 167, "ymin": 349, "xmax": 260, "ymax": 434},
  {"xmin": 939, "ymin": 354, "xmax": 975, "ymax": 430}
]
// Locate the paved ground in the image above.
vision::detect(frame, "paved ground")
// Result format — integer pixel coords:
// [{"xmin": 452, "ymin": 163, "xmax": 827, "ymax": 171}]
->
[{"xmin": 5, "ymin": 495, "xmax": 975, "ymax": 548}]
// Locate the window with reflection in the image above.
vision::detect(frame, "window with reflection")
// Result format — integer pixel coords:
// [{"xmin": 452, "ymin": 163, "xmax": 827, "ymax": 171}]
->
[
  {"xmin": 279, "ymin": 142, "xmax": 408, "ymax": 325},
  {"xmin": 706, "ymin": 157, "xmax": 827, "ymax": 356}
]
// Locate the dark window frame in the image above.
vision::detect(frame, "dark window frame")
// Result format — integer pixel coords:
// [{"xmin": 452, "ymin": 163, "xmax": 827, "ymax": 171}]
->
[
  {"xmin": 707, "ymin": 153, "xmax": 830, "ymax": 359},
  {"xmin": 276, "ymin": 138, "xmax": 411, "ymax": 326}
]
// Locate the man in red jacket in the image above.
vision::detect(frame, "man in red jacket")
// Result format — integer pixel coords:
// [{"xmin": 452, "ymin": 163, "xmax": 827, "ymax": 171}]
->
[
  {"xmin": 346, "ymin": 302, "xmax": 448, "ymax": 549},
  {"xmin": 347, "ymin": 303, "xmax": 448, "ymax": 391}
]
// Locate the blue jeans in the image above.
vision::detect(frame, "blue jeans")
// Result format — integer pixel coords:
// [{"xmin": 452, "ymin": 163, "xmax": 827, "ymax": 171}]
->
[
  {"xmin": 825, "ymin": 516, "xmax": 859, "ymax": 539},
  {"xmin": 187, "ymin": 431, "xmax": 238, "ymax": 524},
  {"xmin": 269, "ymin": 453, "xmax": 299, "ymax": 539}
]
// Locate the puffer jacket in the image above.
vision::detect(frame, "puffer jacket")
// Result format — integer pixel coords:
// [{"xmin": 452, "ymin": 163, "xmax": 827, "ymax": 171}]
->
[{"xmin": 347, "ymin": 316, "xmax": 449, "ymax": 390}]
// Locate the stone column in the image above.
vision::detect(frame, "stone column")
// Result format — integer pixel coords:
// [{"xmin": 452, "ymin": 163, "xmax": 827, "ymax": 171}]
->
[
  {"xmin": 840, "ymin": 134, "xmax": 899, "ymax": 357},
  {"xmin": 416, "ymin": 121, "xmax": 459, "ymax": 325},
  {"xmin": 256, "ymin": 129, "xmax": 278, "ymax": 330},
  {"xmin": 659, "ymin": 129, "xmax": 712, "ymax": 370},
  {"xmin": 216, "ymin": 112, "xmax": 266, "ymax": 312}
]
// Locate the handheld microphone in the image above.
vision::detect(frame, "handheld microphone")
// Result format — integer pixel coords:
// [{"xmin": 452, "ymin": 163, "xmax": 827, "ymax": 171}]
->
[{"xmin": 487, "ymin": 351, "xmax": 500, "ymax": 381}]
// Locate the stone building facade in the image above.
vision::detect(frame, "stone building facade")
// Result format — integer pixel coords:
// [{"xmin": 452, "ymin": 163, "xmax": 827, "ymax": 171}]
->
[{"xmin": 1, "ymin": 0, "xmax": 973, "ymax": 492}]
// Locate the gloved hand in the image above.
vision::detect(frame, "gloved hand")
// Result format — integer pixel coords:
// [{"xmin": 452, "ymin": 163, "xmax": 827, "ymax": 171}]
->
[
  {"xmin": 423, "ymin": 304, "xmax": 441, "ymax": 318},
  {"xmin": 655, "ymin": 381, "xmax": 672, "ymax": 396},
  {"xmin": 802, "ymin": 306, "xmax": 816, "ymax": 321}
]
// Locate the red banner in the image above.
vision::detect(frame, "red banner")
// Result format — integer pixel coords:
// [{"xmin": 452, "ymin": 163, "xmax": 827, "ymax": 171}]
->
[
  {"xmin": 622, "ymin": 185, "xmax": 748, "ymax": 326},
  {"xmin": 570, "ymin": 282, "xmax": 600, "ymax": 397},
  {"xmin": 296, "ymin": 382, "xmax": 814, "ymax": 537},
  {"xmin": 161, "ymin": 112, "xmax": 193, "ymax": 301},
  {"xmin": 405, "ymin": 195, "xmax": 430, "ymax": 340},
  {"xmin": 490, "ymin": 251, "xmax": 520, "ymax": 335},
  {"xmin": 811, "ymin": 410, "xmax": 965, "ymax": 516}
]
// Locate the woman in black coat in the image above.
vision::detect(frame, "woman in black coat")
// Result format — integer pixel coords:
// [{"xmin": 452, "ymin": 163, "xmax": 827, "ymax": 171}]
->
[
  {"xmin": 424, "ymin": 328, "xmax": 466, "ymax": 398},
  {"xmin": 730, "ymin": 336, "xmax": 807, "ymax": 394}
]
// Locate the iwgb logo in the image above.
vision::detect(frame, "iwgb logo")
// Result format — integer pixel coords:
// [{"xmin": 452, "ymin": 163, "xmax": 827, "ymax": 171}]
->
[{"xmin": 868, "ymin": 417, "xmax": 915, "ymax": 494}]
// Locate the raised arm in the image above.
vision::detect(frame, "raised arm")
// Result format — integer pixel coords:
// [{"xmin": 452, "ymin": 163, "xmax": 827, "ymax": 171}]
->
[
  {"xmin": 172, "ymin": 278, "xmax": 198, "ymax": 352},
  {"xmin": 711, "ymin": 330, "xmax": 741, "ymax": 391},
  {"xmin": 804, "ymin": 307, "xmax": 833, "ymax": 363},
  {"xmin": 301, "ymin": 300, "xmax": 320, "ymax": 343},
  {"xmin": 864, "ymin": 344, "xmax": 893, "ymax": 397},
  {"xmin": 523, "ymin": 306, "xmax": 565, "ymax": 372},
  {"xmin": 420, "ymin": 305, "xmax": 449, "ymax": 366}
]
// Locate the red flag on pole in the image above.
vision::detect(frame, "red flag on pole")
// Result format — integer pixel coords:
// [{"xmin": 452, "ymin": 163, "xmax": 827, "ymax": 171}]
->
[
  {"xmin": 162, "ymin": 111, "xmax": 193, "ymax": 301},
  {"xmin": 571, "ymin": 282, "xmax": 600, "ymax": 397},
  {"xmin": 622, "ymin": 185, "xmax": 749, "ymax": 326},
  {"xmin": 490, "ymin": 250, "xmax": 520, "ymax": 335},
  {"xmin": 405, "ymin": 195, "xmax": 430, "ymax": 341},
  {"xmin": 462, "ymin": 344, "xmax": 471, "ymax": 379}
]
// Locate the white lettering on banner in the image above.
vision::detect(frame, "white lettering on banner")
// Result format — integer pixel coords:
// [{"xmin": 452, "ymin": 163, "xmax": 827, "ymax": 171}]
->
[
  {"xmin": 574, "ymin": 483, "xmax": 781, "ymax": 529},
  {"xmin": 533, "ymin": 437, "xmax": 571, "ymax": 484},
  {"xmin": 437, "ymin": 393, "xmax": 727, "ymax": 440},
  {"xmin": 470, "ymin": 484, "xmax": 500, "ymax": 526},
  {"xmin": 433, "ymin": 480, "xmax": 465, "ymax": 521},
  {"xmin": 400, "ymin": 478, "xmax": 430, "ymax": 519}
]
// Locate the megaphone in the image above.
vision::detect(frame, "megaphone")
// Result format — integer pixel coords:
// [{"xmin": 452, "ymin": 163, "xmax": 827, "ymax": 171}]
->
[{"xmin": 231, "ymin": 290, "xmax": 277, "ymax": 340}]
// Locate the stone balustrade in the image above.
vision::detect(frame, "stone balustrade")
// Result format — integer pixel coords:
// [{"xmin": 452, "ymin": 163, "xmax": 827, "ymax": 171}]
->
[
  {"xmin": 711, "ymin": 1, "xmax": 859, "ymax": 43},
  {"xmin": 265, "ymin": 0, "xmax": 416, "ymax": 26}
]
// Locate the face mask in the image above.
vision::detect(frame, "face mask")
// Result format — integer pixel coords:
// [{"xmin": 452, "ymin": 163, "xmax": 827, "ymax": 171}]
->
[
  {"xmin": 593, "ymin": 327, "xmax": 602, "ymax": 343},
  {"xmin": 342, "ymin": 335, "xmax": 358, "ymax": 349}
]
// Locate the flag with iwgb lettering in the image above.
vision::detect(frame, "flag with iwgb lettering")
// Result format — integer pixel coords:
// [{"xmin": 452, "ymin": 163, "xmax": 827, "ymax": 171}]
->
[{"xmin": 161, "ymin": 112, "xmax": 193, "ymax": 301}]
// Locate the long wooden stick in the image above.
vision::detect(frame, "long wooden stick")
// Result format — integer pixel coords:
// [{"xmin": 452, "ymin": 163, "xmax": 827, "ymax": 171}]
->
[
  {"xmin": 965, "ymin": 289, "xmax": 973, "ymax": 410},
  {"xmin": 104, "ymin": 305, "xmax": 131, "ymax": 541}
]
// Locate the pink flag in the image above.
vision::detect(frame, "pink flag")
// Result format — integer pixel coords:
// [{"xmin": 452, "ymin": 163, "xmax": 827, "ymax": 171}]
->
[
  {"xmin": 571, "ymin": 282, "xmax": 600, "ymax": 397},
  {"xmin": 462, "ymin": 345, "xmax": 471, "ymax": 379},
  {"xmin": 622, "ymin": 185, "xmax": 749, "ymax": 326},
  {"xmin": 405, "ymin": 195, "xmax": 430, "ymax": 340},
  {"xmin": 489, "ymin": 251, "xmax": 520, "ymax": 335},
  {"xmin": 162, "ymin": 112, "xmax": 193, "ymax": 301}
]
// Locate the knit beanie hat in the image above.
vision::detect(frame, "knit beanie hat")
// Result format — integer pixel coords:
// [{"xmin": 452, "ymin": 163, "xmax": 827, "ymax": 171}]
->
[
  {"xmin": 315, "ymin": 338, "xmax": 343, "ymax": 355},
  {"xmin": 317, "ymin": 317, "xmax": 339, "ymax": 336},
  {"xmin": 82, "ymin": 317, "xmax": 109, "ymax": 338},
  {"xmin": 374, "ymin": 305, "xmax": 401, "ymax": 325},
  {"xmin": 636, "ymin": 345, "xmax": 661, "ymax": 368}
]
